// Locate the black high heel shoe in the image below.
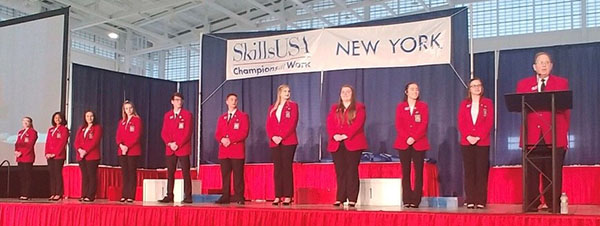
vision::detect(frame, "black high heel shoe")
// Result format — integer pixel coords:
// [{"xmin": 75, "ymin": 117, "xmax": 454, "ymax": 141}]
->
[
  {"xmin": 272, "ymin": 198, "xmax": 280, "ymax": 206},
  {"xmin": 282, "ymin": 197, "xmax": 292, "ymax": 206}
]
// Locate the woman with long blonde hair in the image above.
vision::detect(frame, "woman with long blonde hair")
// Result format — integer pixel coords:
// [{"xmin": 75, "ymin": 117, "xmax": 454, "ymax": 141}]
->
[
  {"xmin": 115, "ymin": 100, "xmax": 143, "ymax": 202},
  {"xmin": 266, "ymin": 84, "xmax": 299, "ymax": 205}
]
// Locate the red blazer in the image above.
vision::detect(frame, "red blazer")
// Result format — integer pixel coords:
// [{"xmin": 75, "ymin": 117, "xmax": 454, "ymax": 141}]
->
[
  {"xmin": 265, "ymin": 100, "xmax": 299, "ymax": 148},
  {"xmin": 457, "ymin": 97, "xmax": 494, "ymax": 146},
  {"xmin": 161, "ymin": 109, "xmax": 193, "ymax": 157},
  {"xmin": 394, "ymin": 101, "xmax": 430, "ymax": 151},
  {"xmin": 116, "ymin": 116, "xmax": 143, "ymax": 156},
  {"xmin": 326, "ymin": 102, "xmax": 368, "ymax": 152},
  {"xmin": 15, "ymin": 128, "xmax": 38, "ymax": 163},
  {"xmin": 215, "ymin": 109, "xmax": 249, "ymax": 159},
  {"xmin": 73, "ymin": 124, "xmax": 103, "ymax": 161},
  {"xmin": 45, "ymin": 125, "xmax": 69, "ymax": 159},
  {"xmin": 516, "ymin": 74, "xmax": 570, "ymax": 149}
]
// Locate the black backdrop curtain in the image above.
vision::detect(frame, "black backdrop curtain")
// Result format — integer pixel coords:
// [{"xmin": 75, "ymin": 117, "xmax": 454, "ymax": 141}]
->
[
  {"xmin": 70, "ymin": 64, "xmax": 177, "ymax": 168},
  {"xmin": 201, "ymin": 8, "xmax": 469, "ymax": 196}
]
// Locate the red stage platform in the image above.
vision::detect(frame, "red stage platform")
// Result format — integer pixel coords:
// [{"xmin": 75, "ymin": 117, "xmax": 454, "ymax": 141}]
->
[
  {"xmin": 62, "ymin": 162, "xmax": 440, "ymax": 201},
  {"xmin": 61, "ymin": 163, "xmax": 600, "ymax": 205},
  {"xmin": 1, "ymin": 200, "xmax": 599, "ymax": 226}
]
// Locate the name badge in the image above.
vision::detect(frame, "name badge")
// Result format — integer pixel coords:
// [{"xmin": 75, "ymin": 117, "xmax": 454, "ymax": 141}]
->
[
  {"xmin": 483, "ymin": 108, "xmax": 488, "ymax": 117},
  {"xmin": 89, "ymin": 133, "xmax": 94, "ymax": 139},
  {"xmin": 531, "ymin": 86, "xmax": 537, "ymax": 91},
  {"xmin": 285, "ymin": 111, "xmax": 291, "ymax": 118},
  {"xmin": 178, "ymin": 122, "xmax": 184, "ymax": 129},
  {"xmin": 129, "ymin": 125, "xmax": 135, "ymax": 132},
  {"xmin": 234, "ymin": 123, "xmax": 240, "ymax": 130},
  {"xmin": 415, "ymin": 114, "xmax": 421, "ymax": 123},
  {"xmin": 24, "ymin": 137, "xmax": 29, "ymax": 143},
  {"xmin": 57, "ymin": 133, "xmax": 61, "ymax": 139}
]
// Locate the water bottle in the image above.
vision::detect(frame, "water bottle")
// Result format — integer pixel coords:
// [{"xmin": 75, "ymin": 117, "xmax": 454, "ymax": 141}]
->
[{"xmin": 560, "ymin": 193, "xmax": 568, "ymax": 214}]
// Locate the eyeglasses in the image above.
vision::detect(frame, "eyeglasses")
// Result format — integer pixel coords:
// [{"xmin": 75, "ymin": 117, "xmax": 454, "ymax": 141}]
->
[{"xmin": 469, "ymin": 84, "xmax": 482, "ymax": 88}]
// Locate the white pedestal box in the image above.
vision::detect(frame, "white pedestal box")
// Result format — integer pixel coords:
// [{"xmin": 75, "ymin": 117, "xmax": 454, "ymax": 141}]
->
[
  {"xmin": 357, "ymin": 178, "xmax": 402, "ymax": 206},
  {"xmin": 143, "ymin": 179, "xmax": 202, "ymax": 202}
]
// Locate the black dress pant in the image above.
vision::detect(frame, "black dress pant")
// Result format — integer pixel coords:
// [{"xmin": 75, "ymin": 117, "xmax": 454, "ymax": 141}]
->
[
  {"xmin": 48, "ymin": 158, "xmax": 65, "ymax": 196},
  {"xmin": 219, "ymin": 158, "xmax": 245, "ymax": 201},
  {"xmin": 18, "ymin": 162, "xmax": 33, "ymax": 197},
  {"xmin": 165, "ymin": 155, "xmax": 192, "ymax": 199},
  {"xmin": 272, "ymin": 144, "xmax": 297, "ymax": 198},
  {"xmin": 398, "ymin": 147, "xmax": 425, "ymax": 206},
  {"xmin": 331, "ymin": 142, "xmax": 363, "ymax": 203},
  {"xmin": 461, "ymin": 145, "xmax": 490, "ymax": 205},
  {"xmin": 526, "ymin": 145, "xmax": 566, "ymax": 210},
  {"xmin": 119, "ymin": 156, "xmax": 138, "ymax": 199},
  {"xmin": 79, "ymin": 159, "xmax": 99, "ymax": 199}
]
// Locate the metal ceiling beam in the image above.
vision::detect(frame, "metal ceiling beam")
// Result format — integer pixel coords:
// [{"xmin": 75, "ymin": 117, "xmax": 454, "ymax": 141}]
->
[
  {"xmin": 206, "ymin": 0, "xmax": 257, "ymax": 29},
  {"xmin": 204, "ymin": 0, "xmax": 257, "ymax": 29},
  {"xmin": 134, "ymin": 1, "xmax": 204, "ymax": 27},
  {"xmin": 54, "ymin": 0, "xmax": 174, "ymax": 45},
  {"xmin": 72, "ymin": 0, "xmax": 195, "ymax": 30},
  {"xmin": 332, "ymin": 0, "xmax": 365, "ymax": 21},
  {"xmin": 417, "ymin": 0, "xmax": 430, "ymax": 12},
  {"xmin": 243, "ymin": 0, "xmax": 299, "ymax": 29},
  {"xmin": 290, "ymin": 0, "xmax": 333, "ymax": 26}
]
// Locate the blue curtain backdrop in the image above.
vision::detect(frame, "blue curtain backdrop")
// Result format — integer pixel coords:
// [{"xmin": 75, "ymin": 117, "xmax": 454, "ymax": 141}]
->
[
  {"xmin": 201, "ymin": 8, "xmax": 470, "ymax": 196},
  {"xmin": 472, "ymin": 51, "xmax": 497, "ymax": 163},
  {"xmin": 70, "ymin": 64, "xmax": 177, "ymax": 168},
  {"xmin": 179, "ymin": 80, "xmax": 200, "ymax": 166}
]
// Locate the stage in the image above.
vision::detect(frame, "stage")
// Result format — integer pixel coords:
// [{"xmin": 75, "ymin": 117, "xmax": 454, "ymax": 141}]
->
[{"xmin": 1, "ymin": 199, "xmax": 600, "ymax": 226}]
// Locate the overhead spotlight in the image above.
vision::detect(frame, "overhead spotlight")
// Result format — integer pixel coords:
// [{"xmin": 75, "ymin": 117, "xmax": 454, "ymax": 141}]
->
[{"xmin": 108, "ymin": 32, "xmax": 119, "ymax": 39}]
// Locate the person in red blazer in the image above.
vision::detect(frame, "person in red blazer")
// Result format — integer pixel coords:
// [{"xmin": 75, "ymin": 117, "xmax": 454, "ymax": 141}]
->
[
  {"xmin": 516, "ymin": 52, "xmax": 570, "ymax": 212},
  {"xmin": 159, "ymin": 93, "xmax": 193, "ymax": 204},
  {"xmin": 265, "ymin": 84, "xmax": 299, "ymax": 205},
  {"xmin": 326, "ymin": 85, "xmax": 367, "ymax": 208},
  {"xmin": 457, "ymin": 78, "xmax": 494, "ymax": 209},
  {"xmin": 116, "ymin": 100, "xmax": 143, "ymax": 203},
  {"xmin": 15, "ymin": 116, "xmax": 38, "ymax": 200},
  {"xmin": 214, "ymin": 93, "xmax": 249, "ymax": 205},
  {"xmin": 74, "ymin": 110, "xmax": 103, "ymax": 202},
  {"xmin": 394, "ymin": 82, "xmax": 429, "ymax": 208},
  {"xmin": 45, "ymin": 112, "xmax": 69, "ymax": 201}
]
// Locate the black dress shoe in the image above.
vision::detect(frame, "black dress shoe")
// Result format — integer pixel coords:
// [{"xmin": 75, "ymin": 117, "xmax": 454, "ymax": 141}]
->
[
  {"xmin": 182, "ymin": 197, "xmax": 193, "ymax": 204},
  {"xmin": 119, "ymin": 198, "xmax": 126, "ymax": 202},
  {"xmin": 83, "ymin": 197, "xmax": 94, "ymax": 202},
  {"xmin": 215, "ymin": 197, "xmax": 230, "ymax": 204},
  {"xmin": 158, "ymin": 196, "xmax": 174, "ymax": 203},
  {"xmin": 333, "ymin": 201, "xmax": 342, "ymax": 207},
  {"xmin": 236, "ymin": 200, "xmax": 245, "ymax": 205}
]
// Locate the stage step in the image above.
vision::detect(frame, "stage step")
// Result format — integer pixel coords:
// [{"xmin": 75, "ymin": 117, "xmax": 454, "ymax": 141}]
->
[
  {"xmin": 420, "ymin": 197, "xmax": 459, "ymax": 209},
  {"xmin": 192, "ymin": 194, "xmax": 221, "ymax": 203}
]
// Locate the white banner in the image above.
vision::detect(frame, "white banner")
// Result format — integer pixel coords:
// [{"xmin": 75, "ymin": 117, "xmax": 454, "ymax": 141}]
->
[{"xmin": 225, "ymin": 17, "xmax": 451, "ymax": 80}]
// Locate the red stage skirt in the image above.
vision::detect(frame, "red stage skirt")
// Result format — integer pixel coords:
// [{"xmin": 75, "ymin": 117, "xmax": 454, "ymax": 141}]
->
[{"xmin": 62, "ymin": 162, "xmax": 439, "ymax": 200}]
